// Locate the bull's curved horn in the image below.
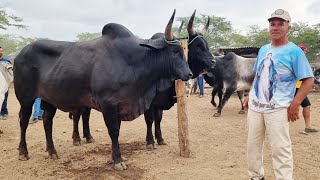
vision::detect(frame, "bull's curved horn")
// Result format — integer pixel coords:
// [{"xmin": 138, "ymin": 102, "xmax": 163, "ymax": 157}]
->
[
  {"xmin": 174, "ymin": 20, "xmax": 184, "ymax": 37},
  {"xmin": 200, "ymin": 16, "xmax": 210, "ymax": 34},
  {"xmin": 165, "ymin": 9, "xmax": 175, "ymax": 40},
  {"xmin": 188, "ymin": 10, "xmax": 196, "ymax": 36}
]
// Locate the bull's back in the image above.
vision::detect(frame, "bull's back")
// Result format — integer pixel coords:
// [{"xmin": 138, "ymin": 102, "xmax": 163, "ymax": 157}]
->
[{"xmin": 14, "ymin": 40, "xmax": 73, "ymax": 103}]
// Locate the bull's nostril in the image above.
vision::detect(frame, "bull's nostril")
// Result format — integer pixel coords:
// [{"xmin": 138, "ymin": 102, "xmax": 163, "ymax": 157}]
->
[{"xmin": 189, "ymin": 73, "xmax": 193, "ymax": 78}]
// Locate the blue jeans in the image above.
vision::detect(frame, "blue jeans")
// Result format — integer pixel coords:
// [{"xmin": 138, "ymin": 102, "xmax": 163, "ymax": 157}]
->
[
  {"xmin": 32, "ymin": 98, "xmax": 44, "ymax": 119},
  {"xmin": 197, "ymin": 75, "xmax": 204, "ymax": 95},
  {"xmin": 1, "ymin": 90, "xmax": 9, "ymax": 115}
]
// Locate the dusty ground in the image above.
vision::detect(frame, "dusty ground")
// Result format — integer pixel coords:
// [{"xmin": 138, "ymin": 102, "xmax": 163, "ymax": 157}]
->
[{"xmin": 0, "ymin": 86, "xmax": 319, "ymax": 180}]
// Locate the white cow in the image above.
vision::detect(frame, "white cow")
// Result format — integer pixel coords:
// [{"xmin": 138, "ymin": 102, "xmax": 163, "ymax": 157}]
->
[{"xmin": 0, "ymin": 61, "xmax": 13, "ymax": 133}]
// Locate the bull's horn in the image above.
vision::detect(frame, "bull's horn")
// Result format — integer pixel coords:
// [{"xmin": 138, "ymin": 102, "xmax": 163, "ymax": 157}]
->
[
  {"xmin": 165, "ymin": 9, "xmax": 175, "ymax": 40},
  {"xmin": 188, "ymin": 10, "xmax": 196, "ymax": 36},
  {"xmin": 200, "ymin": 16, "xmax": 210, "ymax": 34},
  {"xmin": 174, "ymin": 20, "xmax": 184, "ymax": 37}
]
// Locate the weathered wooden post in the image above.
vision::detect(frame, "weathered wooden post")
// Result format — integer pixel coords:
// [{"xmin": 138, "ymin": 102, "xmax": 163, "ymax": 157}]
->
[{"xmin": 175, "ymin": 39, "xmax": 190, "ymax": 157}]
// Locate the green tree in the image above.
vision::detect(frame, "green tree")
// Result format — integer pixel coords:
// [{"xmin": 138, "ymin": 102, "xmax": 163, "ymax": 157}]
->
[
  {"xmin": 288, "ymin": 22, "xmax": 320, "ymax": 62},
  {"xmin": 0, "ymin": 34, "xmax": 35, "ymax": 60},
  {"xmin": 177, "ymin": 14, "xmax": 236, "ymax": 52},
  {"xmin": 0, "ymin": 8, "xmax": 26, "ymax": 30},
  {"xmin": 76, "ymin": 32, "xmax": 100, "ymax": 41}
]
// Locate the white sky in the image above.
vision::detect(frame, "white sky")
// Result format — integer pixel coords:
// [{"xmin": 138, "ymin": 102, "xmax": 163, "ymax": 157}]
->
[{"xmin": 1, "ymin": 0, "xmax": 320, "ymax": 41}]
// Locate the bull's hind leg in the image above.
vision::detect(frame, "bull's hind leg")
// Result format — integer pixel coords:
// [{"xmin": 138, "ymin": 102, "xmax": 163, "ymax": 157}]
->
[
  {"xmin": 154, "ymin": 109, "xmax": 166, "ymax": 146},
  {"xmin": 144, "ymin": 108, "xmax": 156, "ymax": 149},
  {"xmin": 82, "ymin": 108, "xmax": 94, "ymax": 143},
  {"xmin": 41, "ymin": 101, "xmax": 59, "ymax": 159},
  {"xmin": 237, "ymin": 91, "xmax": 246, "ymax": 114},
  {"xmin": 101, "ymin": 103, "xmax": 126, "ymax": 171},
  {"xmin": 18, "ymin": 103, "xmax": 33, "ymax": 161}
]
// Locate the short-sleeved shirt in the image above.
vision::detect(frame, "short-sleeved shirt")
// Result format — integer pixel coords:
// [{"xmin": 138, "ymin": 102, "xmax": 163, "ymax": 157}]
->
[{"xmin": 248, "ymin": 42, "xmax": 314, "ymax": 113}]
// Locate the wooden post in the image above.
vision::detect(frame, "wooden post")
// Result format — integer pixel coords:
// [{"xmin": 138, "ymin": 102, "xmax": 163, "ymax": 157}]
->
[{"xmin": 175, "ymin": 39, "xmax": 190, "ymax": 157}]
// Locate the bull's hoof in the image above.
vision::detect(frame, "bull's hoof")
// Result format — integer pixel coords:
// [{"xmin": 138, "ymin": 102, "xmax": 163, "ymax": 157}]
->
[
  {"xmin": 114, "ymin": 162, "xmax": 127, "ymax": 171},
  {"xmin": 213, "ymin": 112, "xmax": 221, "ymax": 117},
  {"xmin": 212, "ymin": 102, "xmax": 217, "ymax": 107},
  {"xmin": 73, "ymin": 140, "xmax": 81, "ymax": 146},
  {"xmin": 158, "ymin": 140, "xmax": 167, "ymax": 145},
  {"xmin": 146, "ymin": 144, "xmax": 157, "ymax": 150},
  {"xmin": 49, "ymin": 153, "xmax": 59, "ymax": 160},
  {"xmin": 238, "ymin": 110, "xmax": 245, "ymax": 114},
  {"xmin": 86, "ymin": 137, "xmax": 95, "ymax": 143},
  {"xmin": 18, "ymin": 154, "xmax": 30, "ymax": 161}
]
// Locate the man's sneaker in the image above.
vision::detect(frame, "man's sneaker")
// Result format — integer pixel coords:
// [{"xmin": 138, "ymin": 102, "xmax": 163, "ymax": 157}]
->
[
  {"xmin": 38, "ymin": 116, "xmax": 43, "ymax": 120},
  {"xmin": 305, "ymin": 128, "xmax": 318, "ymax": 133},
  {"xmin": 29, "ymin": 118, "xmax": 38, "ymax": 124}
]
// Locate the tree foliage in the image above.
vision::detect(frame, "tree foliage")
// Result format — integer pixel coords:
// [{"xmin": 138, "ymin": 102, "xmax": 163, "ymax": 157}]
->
[
  {"xmin": 288, "ymin": 22, "xmax": 320, "ymax": 62},
  {"xmin": 0, "ymin": 34, "xmax": 35, "ymax": 60},
  {"xmin": 76, "ymin": 32, "xmax": 100, "ymax": 41},
  {"xmin": 176, "ymin": 15, "xmax": 320, "ymax": 62},
  {"xmin": 0, "ymin": 8, "xmax": 26, "ymax": 30}
]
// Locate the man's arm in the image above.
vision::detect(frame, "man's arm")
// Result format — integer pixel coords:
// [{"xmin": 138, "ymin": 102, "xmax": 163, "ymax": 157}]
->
[{"xmin": 288, "ymin": 77, "xmax": 314, "ymax": 122}]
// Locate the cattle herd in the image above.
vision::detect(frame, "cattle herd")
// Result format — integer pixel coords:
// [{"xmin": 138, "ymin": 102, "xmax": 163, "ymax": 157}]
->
[{"xmin": 0, "ymin": 9, "xmax": 317, "ymax": 172}]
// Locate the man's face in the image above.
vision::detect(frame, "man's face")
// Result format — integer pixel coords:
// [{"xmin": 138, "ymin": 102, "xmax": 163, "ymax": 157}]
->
[
  {"xmin": 269, "ymin": 18, "xmax": 290, "ymax": 41},
  {"xmin": 0, "ymin": 48, "xmax": 3, "ymax": 58}
]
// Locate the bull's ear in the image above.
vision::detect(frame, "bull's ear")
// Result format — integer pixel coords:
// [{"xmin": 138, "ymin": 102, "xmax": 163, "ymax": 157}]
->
[{"xmin": 139, "ymin": 39, "xmax": 166, "ymax": 50}]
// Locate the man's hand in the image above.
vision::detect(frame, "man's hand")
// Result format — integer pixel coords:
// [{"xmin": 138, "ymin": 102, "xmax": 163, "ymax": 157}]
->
[{"xmin": 287, "ymin": 100, "xmax": 300, "ymax": 122}]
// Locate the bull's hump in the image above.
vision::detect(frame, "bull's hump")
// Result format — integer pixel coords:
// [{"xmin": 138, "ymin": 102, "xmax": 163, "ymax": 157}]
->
[{"xmin": 102, "ymin": 23, "xmax": 134, "ymax": 39}]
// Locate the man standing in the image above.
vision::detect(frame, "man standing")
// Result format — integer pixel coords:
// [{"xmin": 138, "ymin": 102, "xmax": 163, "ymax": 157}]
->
[
  {"xmin": 244, "ymin": 9, "xmax": 314, "ymax": 180},
  {"xmin": 0, "ymin": 46, "xmax": 10, "ymax": 120}
]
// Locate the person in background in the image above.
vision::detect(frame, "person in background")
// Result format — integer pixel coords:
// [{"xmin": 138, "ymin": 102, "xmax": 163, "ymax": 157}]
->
[
  {"xmin": 296, "ymin": 44, "xmax": 318, "ymax": 133},
  {"xmin": 197, "ymin": 74, "xmax": 204, "ymax": 97},
  {"xmin": 29, "ymin": 98, "xmax": 44, "ymax": 124},
  {"xmin": 244, "ymin": 9, "xmax": 314, "ymax": 180},
  {"xmin": 0, "ymin": 46, "xmax": 11, "ymax": 120}
]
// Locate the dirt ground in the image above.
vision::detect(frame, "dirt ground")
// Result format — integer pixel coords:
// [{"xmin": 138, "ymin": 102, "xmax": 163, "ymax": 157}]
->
[{"xmin": 0, "ymin": 86, "xmax": 319, "ymax": 180}]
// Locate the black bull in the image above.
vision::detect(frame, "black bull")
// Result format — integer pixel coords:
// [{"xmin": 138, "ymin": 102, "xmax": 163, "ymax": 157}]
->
[
  {"xmin": 14, "ymin": 10, "xmax": 214, "ymax": 170},
  {"xmin": 70, "ymin": 11, "xmax": 214, "ymax": 149}
]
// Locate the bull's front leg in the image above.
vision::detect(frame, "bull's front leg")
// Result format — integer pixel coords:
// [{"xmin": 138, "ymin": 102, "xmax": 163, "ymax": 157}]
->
[
  {"xmin": 237, "ymin": 91, "xmax": 245, "ymax": 114},
  {"xmin": 18, "ymin": 104, "xmax": 33, "ymax": 161},
  {"xmin": 144, "ymin": 108, "xmax": 156, "ymax": 149},
  {"xmin": 214, "ymin": 86, "xmax": 236, "ymax": 117},
  {"xmin": 71, "ymin": 110, "xmax": 82, "ymax": 146},
  {"xmin": 81, "ymin": 108, "xmax": 94, "ymax": 143},
  {"xmin": 210, "ymin": 87, "xmax": 218, "ymax": 107},
  {"xmin": 154, "ymin": 109, "xmax": 166, "ymax": 146},
  {"xmin": 101, "ymin": 103, "xmax": 126, "ymax": 171}
]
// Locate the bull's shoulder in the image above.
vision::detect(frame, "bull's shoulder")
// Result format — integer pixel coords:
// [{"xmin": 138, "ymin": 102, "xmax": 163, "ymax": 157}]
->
[{"xmin": 102, "ymin": 23, "xmax": 134, "ymax": 39}]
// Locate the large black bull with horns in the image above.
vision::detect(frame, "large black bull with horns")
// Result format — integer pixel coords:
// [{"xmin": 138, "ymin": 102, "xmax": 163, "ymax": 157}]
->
[
  {"xmin": 70, "ymin": 10, "xmax": 214, "ymax": 150},
  {"xmin": 14, "ymin": 10, "xmax": 195, "ymax": 170}
]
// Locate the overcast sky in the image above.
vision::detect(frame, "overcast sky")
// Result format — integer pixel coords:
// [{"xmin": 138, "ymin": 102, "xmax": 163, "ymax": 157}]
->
[{"xmin": 1, "ymin": 0, "xmax": 320, "ymax": 41}]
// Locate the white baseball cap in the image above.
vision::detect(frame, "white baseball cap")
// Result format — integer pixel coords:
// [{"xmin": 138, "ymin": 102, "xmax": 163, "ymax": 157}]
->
[{"xmin": 268, "ymin": 9, "xmax": 291, "ymax": 22}]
